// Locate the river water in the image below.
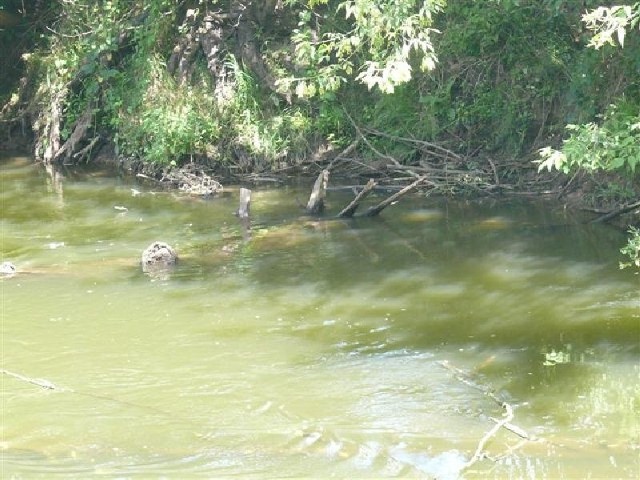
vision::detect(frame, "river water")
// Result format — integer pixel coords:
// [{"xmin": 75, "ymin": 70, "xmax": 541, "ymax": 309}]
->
[{"xmin": 1, "ymin": 155, "xmax": 638, "ymax": 479}]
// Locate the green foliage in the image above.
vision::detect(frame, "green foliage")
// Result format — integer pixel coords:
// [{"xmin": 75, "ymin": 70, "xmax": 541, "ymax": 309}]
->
[
  {"xmin": 536, "ymin": 3, "xmax": 640, "ymax": 271},
  {"xmin": 583, "ymin": 3, "xmax": 640, "ymax": 49},
  {"xmin": 421, "ymin": 0, "xmax": 576, "ymax": 154},
  {"xmin": 10, "ymin": 0, "xmax": 640, "ymax": 180},
  {"xmin": 620, "ymin": 227, "xmax": 640, "ymax": 269},
  {"xmin": 109, "ymin": 56, "xmax": 220, "ymax": 164},
  {"xmin": 538, "ymin": 102, "xmax": 640, "ymax": 174},
  {"xmin": 282, "ymin": 0, "xmax": 445, "ymax": 97},
  {"xmin": 218, "ymin": 56, "xmax": 314, "ymax": 164},
  {"xmin": 537, "ymin": 0, "xmax": 640, "ymax": 176}
]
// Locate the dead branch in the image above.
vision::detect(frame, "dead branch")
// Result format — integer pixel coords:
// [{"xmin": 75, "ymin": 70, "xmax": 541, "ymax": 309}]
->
[
  {"xmin": 343, "ymin": 109, "xmax": 400, "ymax": 166},
  {"xmin": 438, "ymin": 360, "xmax": 536, "ymax": 471},
  {"xmin": 492, "ymin": 419, "xmax": 533, "ymax": 440},
  {"xmin": 590, "ymin": 198, "xmax": 640, "ymax": 224},
  {"xmin": 327, "ymin": 138, "xmax": 360, "ymax": 171},
  {"xmin": 362, "ymin": 126, "xmax": 462, "ymax": 162},
  {"xmin": 336, "ymin": 178, "xmax": 377, "ymax": 218},
  {"xmin": 363, "ymin": 176, "xmax": 429, "ymax": 217},
  {"xmin": 2, "ymin": 368, "xmax": 182, "ymax": 419},
  {"xmin": 73, "ymin": 135, "xmax": 101, "ymax": 162},
  {"xmin": 463, "ymin": 401, "xmax": 514, "ymax": 470}
]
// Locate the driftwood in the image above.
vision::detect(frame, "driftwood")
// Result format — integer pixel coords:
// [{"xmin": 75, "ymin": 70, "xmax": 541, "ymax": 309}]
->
[
  {"xmin": 336, "ymin": 178, "xmax": 377, "ymax": 218},
  {"xmin": 306, "ymin": 169, "xmax": 329, "ymax": 214},
  {"xmin": 236, "ymin": 187, "xmax": 251, "ymax": 219},
  {"xmin": 363, "ymin": 176, "xmax": 429, "ymax": 217}
]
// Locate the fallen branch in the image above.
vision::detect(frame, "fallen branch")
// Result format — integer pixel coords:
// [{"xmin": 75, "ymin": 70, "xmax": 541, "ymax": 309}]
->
[
  {"xmin": 491, "ymin": 419, "xmax": 533, "ymax": 440},
  {"xmin": 327, "ymin": 139, "xmax": 360, "ymax": 171},
  {"xmin": 2, "ymin": 369, "xmax": 61, "ymax": 390},
  {"xmin": 72, "ymin": 135, "xmax": 101, "ymax": 163},
  {"xmin": 363, "ymin": 176, "xmax": 429, "ymax": 217},
  {"xmin": 590, "ymin": 199, "xmax": 640, "ymax": 224},
  {"xmin": 2, "ymin": 368, "xmax": 184, "ymax": 419},
  {"xmin": 336, "ymin": 178, "xmax": 377, "ymax": 218},
  {"xmin": 362, "ymin": 126, "xmax": 462, "ymax": 162},
  {"xmin": 343, "ymin": 109, "xmax": 400, "ymax": 166},
  {"xmin": 438, "ymin": 360, "xmax": 535, "ymax": 471},
  {"xmin": 463, "ymin": 401, "xmax": 514, "ymax": 470}
]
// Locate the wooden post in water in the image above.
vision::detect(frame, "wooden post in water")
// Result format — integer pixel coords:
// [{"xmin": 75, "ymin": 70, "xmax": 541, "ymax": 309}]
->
[
  {"xmin": 237, "ymin": 187, "xmax": 251, "ymax": 219},
  {"xmin": 336, "ymin": 178, "xmax": 377, "ymax": 218},
  {"xmin": 236, "ymin": 187, "xmax": 252, "ymax": 240},
  {"xmin": 306, "ymin": 169, "xmax": 329, "ymax": 214}
]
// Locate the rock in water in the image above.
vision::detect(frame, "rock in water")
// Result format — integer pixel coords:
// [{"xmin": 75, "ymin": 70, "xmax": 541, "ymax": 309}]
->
[
  {"xmin": 1, "ymin": 261, "xmax": 17, "ymax": 276},
  {"xmin": 141, "ymin": 242, "xmax": 178, "ymax": 273}
]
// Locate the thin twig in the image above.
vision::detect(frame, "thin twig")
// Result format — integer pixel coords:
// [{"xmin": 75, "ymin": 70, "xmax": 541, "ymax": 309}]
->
[
  {"xmin": 327, "ymin": 139, "xmax": 360, "ymax": 171},
  {"xmin": 438, "ymin": 360, "xmax": 535, "ymax": 471},
  {"xmin": 463, "ymin": 401, "xmax": 514, "ymax": 470},
  {"xmin": 342, "ymin": 108, "xmax": 400, "ymax": 166},
  {"xmin": 2, "ymin": 369, "xmax": 61, "ymax": 390},
  {"xmin": 362, "ymin": 126, "xmax": 462, "ymax": 160}
]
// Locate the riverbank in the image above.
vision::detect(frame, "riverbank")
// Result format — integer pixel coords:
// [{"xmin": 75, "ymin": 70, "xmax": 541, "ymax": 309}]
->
[{"xmin": 2, "ymin": 131, "xmax": 637, "ymax": 231}]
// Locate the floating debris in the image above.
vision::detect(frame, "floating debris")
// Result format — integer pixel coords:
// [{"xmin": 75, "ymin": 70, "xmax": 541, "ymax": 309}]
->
[
  {"xmin": 1, "ymin": 261, "xmax": 17, "ymax": 276},
  {"xmin": 141, "ymin": 241, "xmax": 178, "ymax": 274}
]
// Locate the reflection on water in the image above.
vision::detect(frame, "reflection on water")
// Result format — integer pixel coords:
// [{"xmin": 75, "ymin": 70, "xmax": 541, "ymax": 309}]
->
[{"xmin": 1, "ymin": 156, "xmax": 639, "ymax": 478}]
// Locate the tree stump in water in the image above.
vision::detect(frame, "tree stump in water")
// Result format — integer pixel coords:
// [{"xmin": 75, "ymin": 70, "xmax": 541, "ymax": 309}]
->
[
  {"xmin": 236, "ymin": 187, "xmax": 251, "ymax": 219},
  {"xmin": 141, "ymin": 242, "xmax": 178, "ymax": 274},
  {"xmin": 306, "ymin": 169, "xmax": 329, "ymax": 214}
]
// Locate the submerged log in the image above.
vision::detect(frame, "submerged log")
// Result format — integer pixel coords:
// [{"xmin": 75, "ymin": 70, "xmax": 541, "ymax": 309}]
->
[
  {"xmin": 363, "ymin": 176, "xmax": 428, "ymax": 217},
  {"xmin": 306, "ymin": 169, "xmax": 329, "ymax": 214},
  {"xmin": 336, "ymin": 178, "xmax": 377, "ymax": 218}
]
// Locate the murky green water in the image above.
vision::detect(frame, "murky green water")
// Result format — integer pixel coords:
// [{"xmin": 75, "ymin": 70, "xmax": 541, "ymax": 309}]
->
[{"xmin": 1, "ymin": 155, "xmax": 639, "ymax": 479}]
